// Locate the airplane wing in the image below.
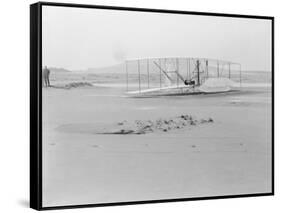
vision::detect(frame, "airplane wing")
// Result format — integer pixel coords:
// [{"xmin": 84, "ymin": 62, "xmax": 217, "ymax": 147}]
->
[{"xmin": 126, "ymin": 85, "xmax": 191, "ymax": 95}]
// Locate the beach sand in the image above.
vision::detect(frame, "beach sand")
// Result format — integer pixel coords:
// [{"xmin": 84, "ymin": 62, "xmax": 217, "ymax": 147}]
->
[{"xmin": 42, "ymin": 77, "xmax": 272, "ymax": 207}]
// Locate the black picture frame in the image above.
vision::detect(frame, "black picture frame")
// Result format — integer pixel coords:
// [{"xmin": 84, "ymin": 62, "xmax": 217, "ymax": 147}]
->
[{"xmin": 30, "ymin": 1, "xmax": 274, "ymax": 210}]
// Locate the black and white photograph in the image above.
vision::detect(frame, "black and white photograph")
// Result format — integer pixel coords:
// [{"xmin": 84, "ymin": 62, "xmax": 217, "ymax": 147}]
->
[{"xmin": 30, "ymin": 2, "xmax": 273, "ymax": 210}]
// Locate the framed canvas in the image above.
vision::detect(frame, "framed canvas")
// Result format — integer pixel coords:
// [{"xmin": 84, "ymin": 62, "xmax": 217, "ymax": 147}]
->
[{"xmin": 30, "ymin": 2, "xmax": 274, "ymax": 210}]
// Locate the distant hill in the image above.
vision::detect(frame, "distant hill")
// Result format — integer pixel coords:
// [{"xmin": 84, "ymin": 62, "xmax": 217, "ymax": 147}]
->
[
  {"xmin": 84, "ymin": 63, "xmax": 125, "ymax": 74},
  {"xmin": 49, "ymin": 67, "xmax": 72, "ymax": 73}
]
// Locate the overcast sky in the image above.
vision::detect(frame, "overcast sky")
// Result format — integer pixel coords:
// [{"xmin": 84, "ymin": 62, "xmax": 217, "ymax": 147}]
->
[{"xmin": 42, "ymin": 6, "xmax": 272, "ymax": 71}]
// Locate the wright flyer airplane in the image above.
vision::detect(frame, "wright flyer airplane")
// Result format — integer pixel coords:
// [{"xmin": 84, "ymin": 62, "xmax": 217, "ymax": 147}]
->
[{"xmin": 124, "ymin": 57, "xmax": 242, "ymax": 97}]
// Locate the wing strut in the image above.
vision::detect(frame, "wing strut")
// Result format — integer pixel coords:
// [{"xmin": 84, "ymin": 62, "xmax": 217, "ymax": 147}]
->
[{"xmin": 153, "ymin": 61, "xmax": 173, "ymax": 82}]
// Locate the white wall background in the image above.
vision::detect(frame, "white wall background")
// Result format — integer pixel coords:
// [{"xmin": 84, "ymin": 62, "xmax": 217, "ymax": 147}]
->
[{"xmin": 0, "ymin": 0, "xmax": 278, "ymax": 212}]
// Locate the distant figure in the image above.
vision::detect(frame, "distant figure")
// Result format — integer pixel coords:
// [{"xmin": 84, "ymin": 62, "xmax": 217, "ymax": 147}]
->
[{"xmin": 42, "ymin": 66, "xmax": 50, "ymax": 87}]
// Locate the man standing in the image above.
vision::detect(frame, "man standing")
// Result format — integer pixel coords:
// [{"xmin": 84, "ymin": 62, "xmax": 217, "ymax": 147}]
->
[{"xmin": 42, "ymin": 66, "xmax": 50, "ymax": 87}]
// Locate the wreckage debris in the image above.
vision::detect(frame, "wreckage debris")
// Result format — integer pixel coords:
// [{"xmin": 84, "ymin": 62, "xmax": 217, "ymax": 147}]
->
[{"xmin": 100, "ymin": 114, "xmax": 214, "ymax": 135}]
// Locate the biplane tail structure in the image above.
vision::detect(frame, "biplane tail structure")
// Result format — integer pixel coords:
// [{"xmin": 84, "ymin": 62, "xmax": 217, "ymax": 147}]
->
[{"xmin": 125, "ymin": 57, "xmax": 242, "ymax": 96}]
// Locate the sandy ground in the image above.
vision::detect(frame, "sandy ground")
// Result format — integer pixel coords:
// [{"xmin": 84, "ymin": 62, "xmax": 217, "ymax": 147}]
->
[{"xmin": 42, "ymin": 83, "xmax": 272, "ymax": 207}]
